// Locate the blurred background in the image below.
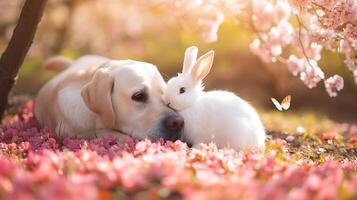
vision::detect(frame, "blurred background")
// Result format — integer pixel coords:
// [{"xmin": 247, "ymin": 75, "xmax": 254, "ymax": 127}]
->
[{"xmin": 1, "ymin": 0, "xmax": 356, "ymax": 123}]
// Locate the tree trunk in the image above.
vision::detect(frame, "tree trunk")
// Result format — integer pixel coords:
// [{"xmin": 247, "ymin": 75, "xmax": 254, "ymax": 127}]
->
[{"xmin": 0, "ymin": 0, "xmax": 47, "ymax": 121}]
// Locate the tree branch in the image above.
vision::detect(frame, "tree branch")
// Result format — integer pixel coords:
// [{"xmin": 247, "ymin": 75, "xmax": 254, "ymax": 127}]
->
[
  {"xmin": 0, "ymin": 0, "xmax": 47, "ymax": 120},
  {"xmin": 295, "ymin": 14, "xmax": 315, "ymax": 68}
]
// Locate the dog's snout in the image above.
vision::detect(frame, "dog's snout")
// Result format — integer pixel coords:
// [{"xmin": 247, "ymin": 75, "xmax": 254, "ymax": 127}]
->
[
  {"xmin": 160, "ymin": 114, "xmax": 184, "ymax": 141},
  {"xmin": 164, "ymin": 115, "xmax": 184, "ymax": 131}
]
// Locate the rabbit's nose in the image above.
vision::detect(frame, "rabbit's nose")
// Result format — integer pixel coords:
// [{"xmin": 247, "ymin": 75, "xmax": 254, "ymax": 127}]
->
[{"xmin": 166, "ymin": 103, "xmax": 177, "ymax": 112}]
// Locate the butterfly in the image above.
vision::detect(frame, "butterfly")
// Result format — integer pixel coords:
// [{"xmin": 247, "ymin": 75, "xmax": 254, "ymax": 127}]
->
[{"xmin": 271, "ymin": 95, "xmax": 291, "ymax": 111}]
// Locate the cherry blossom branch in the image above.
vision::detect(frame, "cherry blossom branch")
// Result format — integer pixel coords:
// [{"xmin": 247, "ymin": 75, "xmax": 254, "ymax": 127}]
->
[
  {"xmin": 295, "ymin": 14, "xmax": 315, "ymax": 69},
  {"xmin": 311, "ymin": 1, "xmax": 330, "ymax": 12},
  {"xmin": 248, "ymin": 1, "xmax": 286, "ymax": 63}
]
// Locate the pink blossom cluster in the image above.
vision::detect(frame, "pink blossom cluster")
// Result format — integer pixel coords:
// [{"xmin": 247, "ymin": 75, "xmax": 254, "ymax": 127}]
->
[
  {"xmin": 247, "ymin": 0, "xmax": 357, "ymax": 97},
  {"xmin": 324, "ymin": 75, "xmax": 344, "ymax": 97},
  {"xmin": 286, "ymin": 56, "xmax": 325, "ymax": 88},
  {"xmin": 163, "ymin": 0, "xmax": 241, "ymax": 43},
  {"xmin": 0, "ymin": 102, "xmax": 357, "ymax": 199},
  {"xmin": 177, "ymin": 0, "xmax": 355, "ymax": 97}
]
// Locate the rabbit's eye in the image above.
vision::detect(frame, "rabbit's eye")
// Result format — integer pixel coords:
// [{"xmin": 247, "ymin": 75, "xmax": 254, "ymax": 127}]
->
[{"xmin": 179, "ymin": 87, "xmax": 185, "ymax": 94}]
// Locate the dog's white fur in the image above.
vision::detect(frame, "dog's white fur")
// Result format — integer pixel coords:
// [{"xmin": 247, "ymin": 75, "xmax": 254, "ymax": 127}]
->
[
  {"xmin": 164, "ymin": 47, "xmax": 266, "ymax": 150},
  {"xmin": 35, "ymin": 55, "xmax": 177, "ymax": 140}
]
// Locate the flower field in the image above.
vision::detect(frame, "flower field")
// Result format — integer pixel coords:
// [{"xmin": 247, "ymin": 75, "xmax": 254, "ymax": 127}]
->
[
  {"xmin": 0, "ymin": 0, "xmax": 356, "ymax": 199},
  {"xmin": 0, "ymin": 100, "xmax": 356, "ymax": 200}
]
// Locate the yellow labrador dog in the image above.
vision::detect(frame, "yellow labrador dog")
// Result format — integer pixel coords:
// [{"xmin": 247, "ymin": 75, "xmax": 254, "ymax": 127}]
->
[{"xmin": 35, "ymin": 55, "xmax": 184, "ymax": 142}]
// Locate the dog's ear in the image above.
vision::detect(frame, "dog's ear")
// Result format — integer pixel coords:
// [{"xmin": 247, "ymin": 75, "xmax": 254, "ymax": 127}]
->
[{"xmin": 81, "ymin": 68, "xmax": 115, "ymax": 128}]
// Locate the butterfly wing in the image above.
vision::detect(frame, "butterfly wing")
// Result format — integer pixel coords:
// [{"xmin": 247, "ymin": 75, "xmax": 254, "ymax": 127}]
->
[
  {"xmin": 281, "ymin": 95, "xmax": 291, "ymax": 110},
  {"xmin": 271, "ymin": 97, "xmax": 283, "ymax": 111}
]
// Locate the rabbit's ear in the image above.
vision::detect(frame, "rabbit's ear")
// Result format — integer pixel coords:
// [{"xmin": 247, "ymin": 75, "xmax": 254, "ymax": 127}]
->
[
  {"xmin": 190, "ymin": 50, "xmax": 214, "ymax": 81},
  {"xmin": 182, "ymin": 46, "xmax": 198, "ymax": 73}
]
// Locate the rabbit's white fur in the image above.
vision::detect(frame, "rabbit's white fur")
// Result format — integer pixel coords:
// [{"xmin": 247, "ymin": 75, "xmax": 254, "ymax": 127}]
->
[{"xmin": 164, "ymin": 46, "xmax": 266, "ymax": 150}]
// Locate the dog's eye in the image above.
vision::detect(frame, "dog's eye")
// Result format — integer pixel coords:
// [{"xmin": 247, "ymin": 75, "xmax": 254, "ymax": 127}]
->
[
  {"xmin": 132, "ymin": 91, "xmax": 148, "ymax": 102},
  {"xmin": 179, "ymin": 87, "xmax": 185, "ymax": 94}
]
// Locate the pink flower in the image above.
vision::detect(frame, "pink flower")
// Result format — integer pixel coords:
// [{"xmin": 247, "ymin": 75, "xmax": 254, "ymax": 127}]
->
[
  {"xmin": 339, "ymin": 39, "xmax": 352, "ymax": 54},
  {"xmin": 250, "ymin": 38, "xmax": 275, "ymax": 63},
  {"xmin": 286, "ymin": 55, "xmax": 305, "ymax": 76},
  {"xmin": 304, "ymin": 174, "xmax": 321, "ymax": 191},
  {"xmin": 290, "ymin": 0, "xmax": 311, "ymax": 13},
  {"xmin": 320, "ymin": 0, "xmax": 357, "ymax": 29},
  {"xmin": 39, "ymin": 177, "xmax": 98, "ymax": 200},
  {"xmin": 274, "ymin": 0, "xmax": 292, "ymax": 22},
  {"xmin": 344, "ymin": 23, "xmax": 357, "ymax": 41},
  {"xmin": 252, "ymin": 0, "xmax": 275, "ymax": 31},
  {"xmin": 299, "ymin": 60, "xmax": 325, "ymax": 88},
  {"xmin": 324, "ymin": 75, "xmax": 344, "ymax": 97},
  {"xmin": 344, "ymin": 56, "xmax": 357, "ymax": 73},
  {"xmin": 288, "ymin": 188, "xmax": 309, "ymax": 200},
  {"xmin": 276, "ymin": 21, "xmax": 294, "ymax": 45},
  {"xmin": 199, "ymin": 12, "xmax": 224, "ymax": 43},
  {"xmin": 306, "ymin": 43, "xmax": 322, "ymax": 61}
]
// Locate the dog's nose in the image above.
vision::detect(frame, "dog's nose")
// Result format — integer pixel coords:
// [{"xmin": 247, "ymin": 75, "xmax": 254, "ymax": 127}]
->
[
  {"xmin": 161, "ymin": 114, "xmax": 184, "ymax": 141},
  {"xmin": 158, "ymin": 112, "xmax": 184, "ymax": 142},
  {"xmin": 164, "ymin": 115, "xmax": 184, "ymax": 131}
]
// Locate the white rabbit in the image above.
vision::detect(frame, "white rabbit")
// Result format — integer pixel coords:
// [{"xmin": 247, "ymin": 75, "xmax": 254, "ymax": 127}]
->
[{"xmin": 164, "ymin": 46, "xmax": 266, "ymax": 150}]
